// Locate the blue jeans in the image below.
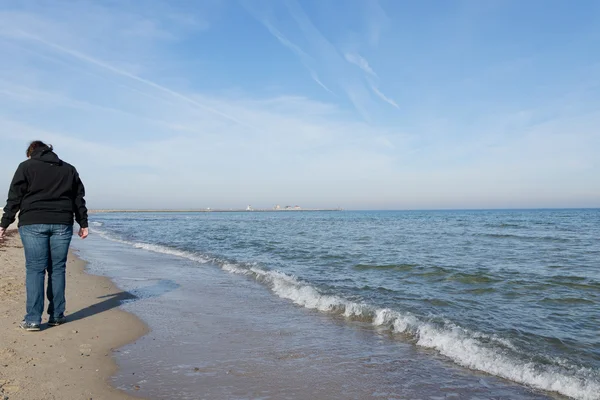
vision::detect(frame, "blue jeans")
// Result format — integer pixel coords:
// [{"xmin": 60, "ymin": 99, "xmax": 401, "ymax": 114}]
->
[{"xmin": 19, "ymin": 224, "xmax": 73, "ymax": 324}]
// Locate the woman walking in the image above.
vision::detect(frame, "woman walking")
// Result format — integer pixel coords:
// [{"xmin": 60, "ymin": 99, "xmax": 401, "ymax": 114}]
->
[{"xmin": 0, "ymin": 141, "xmax": 89, "ymax": 331}]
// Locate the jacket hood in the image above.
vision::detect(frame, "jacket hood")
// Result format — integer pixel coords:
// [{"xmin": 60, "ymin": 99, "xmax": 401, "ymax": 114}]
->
[{"xmin": 31, "ymin": 146, "xmax": 62, "ymax": 165}]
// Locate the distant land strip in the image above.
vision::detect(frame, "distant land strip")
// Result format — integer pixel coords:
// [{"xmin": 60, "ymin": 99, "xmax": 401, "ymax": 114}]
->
[{"xmin": 89, "ymin": 208, "xmax": 344, "ymax": 213}]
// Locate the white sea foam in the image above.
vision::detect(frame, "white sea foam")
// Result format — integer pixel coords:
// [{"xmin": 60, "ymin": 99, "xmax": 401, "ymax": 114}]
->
[
  {"xmin": 413, "ymin": 322, "xmax": 600, "ymax": 400},
  {"xmin": 92, "ymin": 230, "xmax": 600, "ymax": 400},
  {"xmin": 93, "ymin": 229, "xmax": 128, "ymax": 244},
  {"xmin": 92, "ymin": 229, "xmax": 212, "ymax": 264},
  {"xmin": 131, "ymin": 242, "xmax": 211, "ymax": 264}
]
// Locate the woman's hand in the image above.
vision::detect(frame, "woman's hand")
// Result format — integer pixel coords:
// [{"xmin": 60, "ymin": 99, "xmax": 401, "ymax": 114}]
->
[{"xmin": 78, "ymin": 227, "xmax": 89, "ymax": 239}]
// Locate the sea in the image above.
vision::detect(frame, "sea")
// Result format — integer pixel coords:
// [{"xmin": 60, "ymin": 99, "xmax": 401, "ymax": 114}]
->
[{"xmin": 72, "ymin": 209, "xmax": 600, "ymax": 400}]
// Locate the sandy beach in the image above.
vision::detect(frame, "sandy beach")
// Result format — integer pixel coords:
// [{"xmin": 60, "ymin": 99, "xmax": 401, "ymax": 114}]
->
[{"xmin": 0, "ymin": 228, "xmax": 148, "ymax": 400}]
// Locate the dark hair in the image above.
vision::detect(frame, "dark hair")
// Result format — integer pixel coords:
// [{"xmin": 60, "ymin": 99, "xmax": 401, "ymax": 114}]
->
[{"xmin": 26, "ymin": 140, "xmax": 52, "ymax": 158}]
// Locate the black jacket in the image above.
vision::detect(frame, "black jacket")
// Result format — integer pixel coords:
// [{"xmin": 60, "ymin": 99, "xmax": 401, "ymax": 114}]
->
[{"xmin": 1, "ymin": 146, "xmax": 88, "ymax": 229}]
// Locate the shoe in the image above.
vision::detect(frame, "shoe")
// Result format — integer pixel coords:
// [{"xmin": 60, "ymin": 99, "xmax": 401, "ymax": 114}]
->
[
  {"xmin": 20, "ymin": 321, "xmax": 41, "ymax": 331},
  {"xmin": 48, "ymin": 316, "xmax": 67, "ymax": 326}
]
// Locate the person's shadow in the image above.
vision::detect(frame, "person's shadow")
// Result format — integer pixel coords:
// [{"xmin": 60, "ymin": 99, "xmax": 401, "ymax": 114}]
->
[{"xmin": 64, "ymin": 279, "xmax": 180, "ymax": 324}]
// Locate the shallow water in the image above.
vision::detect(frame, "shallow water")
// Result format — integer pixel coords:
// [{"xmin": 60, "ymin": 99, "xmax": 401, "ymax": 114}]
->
[{"xmin": 74, "ymin": 209, "xmax": 600, "ymax": 399}]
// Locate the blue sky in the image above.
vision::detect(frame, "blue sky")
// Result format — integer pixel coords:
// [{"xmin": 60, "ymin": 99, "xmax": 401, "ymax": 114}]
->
[{"xmin": 0, "ymin": 0, "xmax": 598, "ymax": 210}]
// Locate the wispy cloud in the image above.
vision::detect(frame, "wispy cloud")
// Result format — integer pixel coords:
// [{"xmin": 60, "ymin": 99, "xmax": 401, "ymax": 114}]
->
[
  {"xmin": 309, "ymin": 71, "xmax": 336, "ymax": 95},
  {"xmin": 242, "ymin": 0, "xmax": 400, "ymax": 119},
  {"xmin": 259, "ymin": 19, "xmax": 335, "ymax": 94},
  {"xmin": 344, "ymin": 52, "xmax": 377, "ymax": 77},
  {"xmin": 262, "ymin": 20, "xmax": 308, "ymax": 58},
  {"xmin": 364, "ymin": 0, "xmax": 390, "ymax": 46},
  {"xmin": 6, "ymin": 30, "xmax": 254, "ymax": 129},
  {"xmin": 370, "ymin": 84, "xmax": 400, "ymax": 109},
  {"xmin": 343, "ymin": 51, "xmax": 399, "ymax": 110}
]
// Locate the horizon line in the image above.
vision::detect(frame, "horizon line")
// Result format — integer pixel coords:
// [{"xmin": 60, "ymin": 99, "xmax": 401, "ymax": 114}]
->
[{"xmin": 88, "ymin": 207, "xmax": 599, "ymax": 213}]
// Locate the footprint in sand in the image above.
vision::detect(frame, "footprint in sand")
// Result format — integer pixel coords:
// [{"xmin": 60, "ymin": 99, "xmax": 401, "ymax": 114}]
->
[
  {"xmin": 1, "ymin": 384, "xmax": 20, "ymax": 393},
  {"xmin": 79, "ymin": 344, "xmax": 92, "ymax": 356},
  {"xmin": 0, "ymin": 348, "xmax": 17, "ymax": 360}
]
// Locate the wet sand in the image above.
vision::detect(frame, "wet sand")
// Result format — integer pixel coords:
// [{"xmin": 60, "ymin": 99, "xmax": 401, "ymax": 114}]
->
[{"xmin": 0, "ymin": 229, "xmax": 148, "ymax": 400}]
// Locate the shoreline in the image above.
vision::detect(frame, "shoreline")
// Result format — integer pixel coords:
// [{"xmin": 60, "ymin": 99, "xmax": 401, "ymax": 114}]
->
[{"xmin": 0, "ymin": 229, "xmax": 149, "ymax": 400}]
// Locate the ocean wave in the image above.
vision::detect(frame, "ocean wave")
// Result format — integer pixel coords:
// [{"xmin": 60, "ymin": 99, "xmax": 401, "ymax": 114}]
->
[
  {"xmin": 546, "ymin": 276, "xmax": 600, "ymax": 291},
  {"xmin": 92, "ymin": 230, "xmax": 600, "ymax": 400},
  {"xmin": 540, "ymin": 297, "xmax": 595, "ymax": 305},
  {"xmin": 484, "ymin": 223, "xmax": 525, "ymax": 229},
  {"xmin": 465, "ymin": 287, "xmax": 497, "ymax": 294},
  {"xmin": 478, "ymin": 233, "xmax": 570, "ymax": 242},
  {"xmin": 480, "ymin": 233, "xmax": 526, "ymax": 239},
  {"xmin": 353, "ymin": 263, "xmax": 418, "ymax": 271},
  {"xmin": 447, "ymin": 272, "xmax": 501, "ymax": 284}
]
